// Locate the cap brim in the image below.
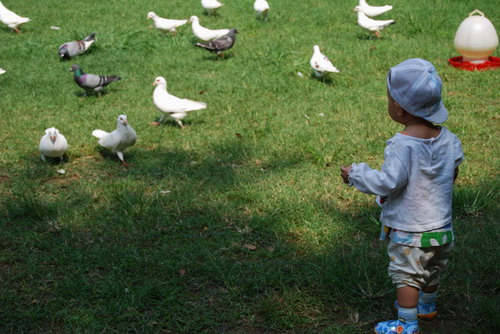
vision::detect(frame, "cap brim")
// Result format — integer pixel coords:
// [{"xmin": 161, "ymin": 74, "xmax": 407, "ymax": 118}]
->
[{"xmin": 423, "ymin": 101, "xmax": 448, "ymax": 124}]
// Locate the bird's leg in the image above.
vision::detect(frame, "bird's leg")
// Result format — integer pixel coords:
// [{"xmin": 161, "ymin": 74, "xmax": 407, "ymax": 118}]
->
[
  {"xmin": 15, "ymin": 28, "xmax": 20, "ymax": 34},
  {"xmin": 176, "ymin": 119, "xmax": 185, "ymax": 129},
  {"xmin": 375, "ymin": 31, "xmax": 381, "ymax": 39},
  {"xmin": 117, "ymin": 152, "xmax": 128, "ymax": 167},
  {"xmin": 41, "ymin": 155, "xmax": 46, "ymax": 163},
  {"xmin": 150, "ymin": 114, "xmax": 165, "ymax": 126}
]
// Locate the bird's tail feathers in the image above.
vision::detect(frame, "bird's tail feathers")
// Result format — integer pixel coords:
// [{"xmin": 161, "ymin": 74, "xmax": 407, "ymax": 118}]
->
[
  {"xmin": 92, "ymin": 130, "xmax": 108, "ymax": 139},
  {"xmin": 190, "ymin": 101, "xmax": 207, "ymax": 110},
  {"xmin": 84, "ymin": 32, "xmax": 96, "ymax": 42},
  {"xmin": 104, "ymin": 76, "xmax": 122, "ymax": 84},
  {"xmin": 195, "ymin": 42, "xmax": 213, "ymax": 50}
]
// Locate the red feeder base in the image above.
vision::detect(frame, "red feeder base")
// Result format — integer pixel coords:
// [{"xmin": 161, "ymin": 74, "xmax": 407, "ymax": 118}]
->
[{"xmin": 448, "ymin": 56, "xmax": 500, "ymax": 71}]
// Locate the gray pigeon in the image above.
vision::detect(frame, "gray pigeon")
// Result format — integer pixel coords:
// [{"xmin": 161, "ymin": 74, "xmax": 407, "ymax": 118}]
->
[
  {"xmin": 195, "ymin": 28, "xmax": 238, "ymax": 57},
  {"xmin": 70, "ymin": 65, "xmax": 121, "ymax": 96},
  {"xmin": 58, "ymin": 33, "xmax": 96, "ymax": 60}
]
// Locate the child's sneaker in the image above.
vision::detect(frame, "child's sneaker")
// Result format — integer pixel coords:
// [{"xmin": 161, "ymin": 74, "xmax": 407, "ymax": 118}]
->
[
  {"xmin": 374, "ymin": 319, "xmax": 420, "ymax": 334},
  {"xmin": 394, "ymin": 300, "xmax": 438, "ymax": 320}
]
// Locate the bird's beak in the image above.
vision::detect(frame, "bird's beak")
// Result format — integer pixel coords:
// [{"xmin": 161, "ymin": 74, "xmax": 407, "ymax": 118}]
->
[
  {"xmin": 153, "ymin": 81, "xmax": 157, "ymax": 86},
  {"xmin": 50, "ymin": 135, "xmax": 56, "ymax": 143},
  {"xmin": 123, "ymin": 120, "xmax": 128, "ymax": 126}
]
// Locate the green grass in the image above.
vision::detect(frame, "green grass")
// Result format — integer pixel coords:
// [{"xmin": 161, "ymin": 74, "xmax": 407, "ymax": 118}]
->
[{"xmin": 1, "ymin": 0, "xmax": 499, "ymax": 332}]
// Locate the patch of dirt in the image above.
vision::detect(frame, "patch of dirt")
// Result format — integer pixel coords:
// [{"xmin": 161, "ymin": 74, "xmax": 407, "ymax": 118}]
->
[{"xmin": 43, "ymin": 174, "xmax": 81, "ymax": 185}]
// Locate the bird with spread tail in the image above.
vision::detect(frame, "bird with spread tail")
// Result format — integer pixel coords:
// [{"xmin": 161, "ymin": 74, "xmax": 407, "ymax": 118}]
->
[{"xmin": 92, "ymin": 115, "xmax": 137, "ymax": 167}]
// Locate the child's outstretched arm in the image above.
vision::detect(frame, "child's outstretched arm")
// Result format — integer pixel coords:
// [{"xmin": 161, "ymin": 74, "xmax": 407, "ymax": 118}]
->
[{"xmin": 339, "ymin": 153, "xmax": 408, "ymax": 197}]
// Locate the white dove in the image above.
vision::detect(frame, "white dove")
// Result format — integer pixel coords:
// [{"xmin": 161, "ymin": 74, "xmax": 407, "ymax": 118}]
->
[
  {"xmin": 201, "ymin": 0, "xmax": 224, "ymax": 15},
  {"xmin": 39, "ymin": 127, "xmax": 68, "ymax": 163},
  {"xmin": 0, "ymin": 68, "xmax": 5, "ymax": 75},
  {"xmin": 354, "ymin": 5, "xmax": 394, "ymax": 38},
  {"xmin": 0, "ymin": 1, "xmax": 30, "ymax": 33},
  {"xmin": 310, "ymin": 45, "xmax": 340, "ymax": 78},
  {"xmin": 254, "ymin": 0, "xmax": 270, "ymax": 19},
  {"xmin": 358, "ymin": 0, "xmax": 392, "ymax": 17},
  {"xmin": 147, "ymin": 12, "xmax": 187, "ymax": 34},
  {"xmin": 151, "ymin": 76, "xmax": 207, "ymax": 128},
  {"xmin": 92, "ymin": 115, "xmax": 137, "ymax": 167},
  {"xmin": 189, "ymin": 16, "xmax": 230, "ymax": 41}
]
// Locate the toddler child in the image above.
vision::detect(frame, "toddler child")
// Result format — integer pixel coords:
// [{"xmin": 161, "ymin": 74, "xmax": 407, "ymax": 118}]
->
[{"xmin": 340, "ymin": 58, "xmax": 464, "ymax": 334}]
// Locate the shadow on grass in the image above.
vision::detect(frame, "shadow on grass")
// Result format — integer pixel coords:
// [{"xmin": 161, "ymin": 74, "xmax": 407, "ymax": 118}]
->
[
  {"xmin": 310, "ymin": 73, "xmax": 336, "ymax": 86},
  {"xmin": 1, "ymin": 143, "xmax": 498, "ymax": 333}
]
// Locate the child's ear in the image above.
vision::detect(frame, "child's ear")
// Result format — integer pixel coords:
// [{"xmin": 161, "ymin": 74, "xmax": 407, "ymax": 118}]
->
[{"xmin": 393, "ymin": 101, "xmax": 406, "ymax": 116}]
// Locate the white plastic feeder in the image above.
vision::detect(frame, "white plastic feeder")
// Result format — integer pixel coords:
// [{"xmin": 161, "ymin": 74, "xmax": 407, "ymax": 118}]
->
[{"xmin": 454, "ymin": 10, "xmax": 498, "ymax": 63}]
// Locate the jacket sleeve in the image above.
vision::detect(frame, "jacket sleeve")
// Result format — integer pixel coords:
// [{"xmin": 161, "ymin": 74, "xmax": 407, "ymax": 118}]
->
[{"xmin": 348, "ymin": 149, "xmax": 408, "ymax": 197}]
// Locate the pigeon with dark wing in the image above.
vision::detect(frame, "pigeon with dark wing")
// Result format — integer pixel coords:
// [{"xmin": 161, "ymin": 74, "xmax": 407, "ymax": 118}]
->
[
  {"xmin": 195, "ymin": 28, "xmax": 238, "ymax": 57},
  {"xmin": 58, "ymin": 33, "xmax": 96, "ymax": 60},
  {"xmin": 70, "ymin": 65, "xmax": 121, "ymax": 96}
]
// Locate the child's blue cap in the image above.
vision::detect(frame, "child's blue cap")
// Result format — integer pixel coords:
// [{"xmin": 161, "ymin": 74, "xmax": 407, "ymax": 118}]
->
[{"xmin": 387, "ymin": 58, "xmax": 448, "ymax": 124}]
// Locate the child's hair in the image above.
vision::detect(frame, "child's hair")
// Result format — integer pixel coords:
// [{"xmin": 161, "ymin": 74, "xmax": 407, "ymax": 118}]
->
[{"xmin": 387, "ymin": 58, "xmax": 448, "ymax": 124}]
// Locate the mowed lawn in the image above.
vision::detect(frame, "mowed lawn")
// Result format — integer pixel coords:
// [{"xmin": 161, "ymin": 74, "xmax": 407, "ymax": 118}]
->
[{"xmin": 0, "ymin": 0, "xmax": 498, "ymax": 333}]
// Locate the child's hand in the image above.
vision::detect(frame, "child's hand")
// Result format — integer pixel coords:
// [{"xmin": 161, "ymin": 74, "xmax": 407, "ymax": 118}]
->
[{"xmin": 340, "ymin": 165, "xmax": 352, "ymax": 184}]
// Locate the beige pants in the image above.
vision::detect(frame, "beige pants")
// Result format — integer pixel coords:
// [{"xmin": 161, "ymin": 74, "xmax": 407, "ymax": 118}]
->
[{"xmin": 387, "ymin": 240, "xmax": 454, "ymax": 289}]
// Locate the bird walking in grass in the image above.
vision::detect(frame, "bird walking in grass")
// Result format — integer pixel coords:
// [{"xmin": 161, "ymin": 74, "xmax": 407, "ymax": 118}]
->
[
  {"xmin": 147, "ymin": 12, "xmax": 187, "ymax": 35},
  {"xmin": 189, "ymin": 15, "xmax": 229, "ymax": 41},
  {"xmin": 151, "ymin": 76, "xmax": 207, "ymax": 128},
  {"xmin": 92, "ymin": 115, "xmax": 137, "ymax": 167},
  {"xmin": 195, "ymin": 28, "xmax": 238, "ymax": 57},
  {"xmin": 354, "ymin": 5, "xmax": 394, "ymax": 38},
  {"xmin": 254, "ymin": 0, "xmax": 270, "ymax": 19},
  {"xmin": 39, "ymin": 127, "xmax": 68, "ymax": 163},
  {"xmin": 0, "ymin": 68, "xmax": 5, "ymax": 75},
  {"xmin": 58, "ymin": 33, "xmax": 96, "ymax": 60},
  {"xmin": 357, "ymin": 0, "xmax": 392, "ymax": 17},
  {"xmin": 310, "ymin": 45, "xmax": 339, "ymax": 78},
  {"xmin": 201, "ymin": 0, "xmax": 224, "ymax": 15},
  {"xmin": 70, "ymin": 65, "xmax": 121, "ymax": 96},
  {"xmin": 0, "ymin": 1, "xmax": 30, "ymax": 33}
]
